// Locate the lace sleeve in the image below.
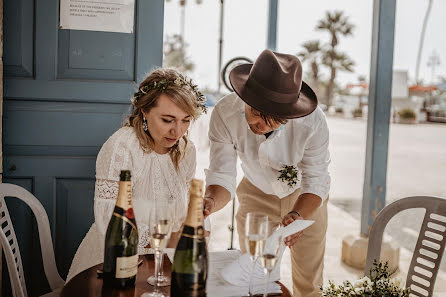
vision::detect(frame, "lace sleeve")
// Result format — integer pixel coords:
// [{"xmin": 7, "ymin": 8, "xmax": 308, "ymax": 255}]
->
[
  {"xmin": 94, "ymin": 179, "xmax": 119, "ymax": 237},
  {"xmin": 93, "ymin": 128, "xmax": 152, "ymax": 251},
  {"xmin": 183, "ymin": 141, "xmax": 197, "ymax": 183},
  {"xmin": 94, "ymin": 129, "xmax": 134, "ymax": 236}
]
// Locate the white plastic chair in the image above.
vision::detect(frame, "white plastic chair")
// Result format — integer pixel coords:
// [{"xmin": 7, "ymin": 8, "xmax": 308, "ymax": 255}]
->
[
  {"xmin": 0, "ymin": 183, "xmax": 65, "ymax": 297},
  {"xmin": 365, "ymin": 196, "xmax": 446, "ymax": 297}
]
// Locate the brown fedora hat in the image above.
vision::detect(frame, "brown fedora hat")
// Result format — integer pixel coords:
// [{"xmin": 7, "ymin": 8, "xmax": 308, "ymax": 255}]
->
[{"xmin": 229, "ymin": 49, "xmax": 318, "ymax": 119}]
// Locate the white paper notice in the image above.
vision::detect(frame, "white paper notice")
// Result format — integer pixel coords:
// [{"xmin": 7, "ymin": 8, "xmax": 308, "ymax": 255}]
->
[{"xmin": 60, "ymin": 0, "xmax": 135, "ymax": 33}]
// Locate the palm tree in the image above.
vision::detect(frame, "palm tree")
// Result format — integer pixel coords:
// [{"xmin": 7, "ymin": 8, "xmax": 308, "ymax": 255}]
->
[
  {"xmin": 316, "ymin": 11, "xmax": 355, "ymax": 106},
  {"xmin": 321, "ymin": 50, "xmax": 355, "ymax": 107},
  {"xmin": 297, "ymin": 40, "xmax": 322, "ymax": 85},
  {"xmin": 415, "ymin": 0, "xmax": 434, "ymax": 84}
]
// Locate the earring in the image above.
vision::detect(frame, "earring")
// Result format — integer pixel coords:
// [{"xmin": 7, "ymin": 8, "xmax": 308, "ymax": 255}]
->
[{"xmin": 143, "ymin": 117, "xmax": 148, "ymax": 132}]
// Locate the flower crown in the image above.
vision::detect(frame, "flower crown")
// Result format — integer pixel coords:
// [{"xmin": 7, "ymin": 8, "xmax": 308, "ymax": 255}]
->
[{"xmin": 131, "ymin": 76, "xmax": 207, "ymax": 114}]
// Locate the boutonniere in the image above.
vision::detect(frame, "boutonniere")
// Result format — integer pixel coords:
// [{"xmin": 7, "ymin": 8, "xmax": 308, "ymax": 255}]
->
[{"xmin": 277, "ymin": 165, "xmax": 300, "ymax": 187}]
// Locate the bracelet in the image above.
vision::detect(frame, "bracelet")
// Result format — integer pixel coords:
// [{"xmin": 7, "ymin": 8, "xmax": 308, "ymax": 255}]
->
[{"xmin": 288, "ymin": 210, "xmax": 301, "ymax": 217}]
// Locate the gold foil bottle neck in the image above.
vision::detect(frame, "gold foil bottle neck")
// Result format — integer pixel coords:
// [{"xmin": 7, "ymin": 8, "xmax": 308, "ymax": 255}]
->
[
  {"xmin": 189, "ymin": 179, "xmax": 204, "ymax": 198},
  {"xmin": 116, "ymin": 170, "xmax": 132, "ymax": 210},
  {"xmin": 185, "ymin": 179, "xmax": 204, "ymax": 227}
]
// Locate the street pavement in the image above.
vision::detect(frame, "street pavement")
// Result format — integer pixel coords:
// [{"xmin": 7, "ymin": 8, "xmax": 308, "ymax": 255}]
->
[{"xmin": 190, "ymin": 111, "xmax": 446, "ymax": 296}]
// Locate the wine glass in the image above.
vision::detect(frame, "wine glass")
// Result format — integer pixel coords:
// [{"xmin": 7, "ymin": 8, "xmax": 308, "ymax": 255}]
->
[
  {"xmin": 245, "ymin": 212, "xmax": 268, "ymax": 296},
  {"xmin": 147, "ymin": 198, "xmax": 176, "ymax": 287},
  {"xmin": 142, "ymin": 199, "xmax": 173, "ymax": 297},
  {"xmin": 259, "ymin": 222, "xmax": 283, "ymax": 297}
]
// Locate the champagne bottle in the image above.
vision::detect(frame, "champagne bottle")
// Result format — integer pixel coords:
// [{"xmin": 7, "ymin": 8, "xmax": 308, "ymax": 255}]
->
[
  {"xmin": 171, "ymin": 179, "xmax": 208, "ymax": 297},
  {"xmin": 103, "ymin": 170, "xmax": 139, "ymax": 288}
]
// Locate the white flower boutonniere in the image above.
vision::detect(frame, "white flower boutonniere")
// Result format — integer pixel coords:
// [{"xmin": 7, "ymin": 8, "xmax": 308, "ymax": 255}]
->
[{"xmin": 278, "ymin": 165, "xmax": 300, "ymax": 188}]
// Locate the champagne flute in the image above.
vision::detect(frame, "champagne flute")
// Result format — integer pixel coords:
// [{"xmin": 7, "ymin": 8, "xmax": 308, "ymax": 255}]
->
[
  {"xmin": 260, "ymin": 222, "xmax": 283, "ymax": 297},
  {"xmin": 147, "ymin": 198, "xmax": 176, "ymax": 287},
  {"xmin": 142, "ymin": 200, "xmax": 173, "ymax": 297},
  {"xmin": 245, "ymin": 212, "xmax": 268, "ymax": 296}
]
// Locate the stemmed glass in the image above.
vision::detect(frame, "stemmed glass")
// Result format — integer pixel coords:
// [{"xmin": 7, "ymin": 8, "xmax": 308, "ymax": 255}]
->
[
  {"xmin": 259, "ymin": 222, "xmax": 283, "ymax": 297},
  {"xmin": 147, "ymin": 197, "xmax": 176, "ymax": 287},
  {"xmin": 142, "ymin": 199, "xmax": 173, "ymax": 297},
  {"xmin": 245, "ymin": 212, "xmax": 268, "ymax": 296}
]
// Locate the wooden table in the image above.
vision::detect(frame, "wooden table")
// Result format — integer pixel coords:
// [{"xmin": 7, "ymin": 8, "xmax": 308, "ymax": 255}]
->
[{"xmin": 61, "ymin": 254, "xmax": 292, "ymax": 297}]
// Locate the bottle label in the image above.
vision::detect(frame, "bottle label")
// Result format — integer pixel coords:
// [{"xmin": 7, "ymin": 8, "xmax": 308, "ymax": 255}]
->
[
  {"xmin": 116, "ymin": 181, "xmax": 133, "ymax": 211},
  {"xmin": 115, "ymin": 254, "xmax": 138, "ymax": 278}
]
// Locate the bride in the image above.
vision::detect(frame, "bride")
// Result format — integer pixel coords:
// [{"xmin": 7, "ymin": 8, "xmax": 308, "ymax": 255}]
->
[{"xmin": 67, "ymin": 68, "xmax": 207, "ymax": 281}]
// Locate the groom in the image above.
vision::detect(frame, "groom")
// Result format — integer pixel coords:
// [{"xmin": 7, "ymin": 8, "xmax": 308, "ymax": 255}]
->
[{"xmin": 204, "ymin": 49, "xmax": 330, "ymax": 297}]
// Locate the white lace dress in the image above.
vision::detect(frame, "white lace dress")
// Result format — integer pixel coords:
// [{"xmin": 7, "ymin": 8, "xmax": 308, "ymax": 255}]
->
[{"xmin": 67, "ymin": 126, "xmax": 196, "ymax": 281}]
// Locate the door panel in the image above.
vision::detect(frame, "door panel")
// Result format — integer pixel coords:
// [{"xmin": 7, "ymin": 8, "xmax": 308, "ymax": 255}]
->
[
  {"xmin": 55, "ymin": 179, "xmax": 95, "ymax": 278},
  {"xmin": 2, "ymin": 0, "xmax": 164, "ymax": 296},
  {"xmin": 58, "ymin": 30, "xmax": 134, "ymax": 80},
  {"xmin": 3, "ymin": 100, "xmax": 129, "ymax": 150},
  {"xmin": 3, "ymin": 0, "xmax": 34, "ymax": 77}
]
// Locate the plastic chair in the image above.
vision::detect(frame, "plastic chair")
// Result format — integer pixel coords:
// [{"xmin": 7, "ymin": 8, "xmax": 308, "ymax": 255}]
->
[
  {"xmin": 365, "ymin": 196, "xmax": 446, "ymax": 297},
  {"xmin": 0, "ymin": 183, "xmax": 65, "ymax": 297}
]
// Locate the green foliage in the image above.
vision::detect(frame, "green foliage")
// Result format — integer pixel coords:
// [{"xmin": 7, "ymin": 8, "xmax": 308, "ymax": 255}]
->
[
  {"xmin": 297, "ymin": 40, "xmax": 322, "ymax": 82},
  {"xmin": 163, "ymin": 34, "xmax": 195, "ymax": 74},
  {"xmin": 277, "ymin": 165, "xmax": 300, "ymax": 188},
  {"xmin": 315, "ymin": 10, "xmax": 356, "ymax": 106},
  {"xmin": 132, "ymin": 76, "xmax": 207, "ymax": 114},
  {"xmin": 353, "ymin": 108, "xmax": 363, "ymax": 116},
  {"xmin": 398, "ymin": 108, "xmax": 416, "ymax": 120},
  {"xmin": 321, "ymin": 261, "xmax": 410, "ymax": 297}
]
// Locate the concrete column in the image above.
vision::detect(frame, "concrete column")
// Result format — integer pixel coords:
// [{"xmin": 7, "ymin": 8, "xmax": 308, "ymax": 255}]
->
[
  {"xmin": 267, "ymin": 0, "xmax": 278, "ymax": 51},
  {"xmin": 341, "ymin": 0, "xmax": 399, "ymax": 271},
  {"xmin": 1, "ymin": 0, "xmax": 3, "ymax": 293}
]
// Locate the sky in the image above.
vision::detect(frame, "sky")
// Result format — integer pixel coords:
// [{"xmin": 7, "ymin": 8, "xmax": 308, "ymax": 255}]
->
[{"xmin": 163, "ymin": 0, "xmax": 446, "ymax": 92}]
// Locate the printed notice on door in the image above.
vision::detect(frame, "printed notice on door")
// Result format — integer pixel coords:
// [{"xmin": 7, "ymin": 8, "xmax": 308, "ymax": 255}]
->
[{"xmin": 60, "ymin": 0, "xmax": 135, "ymax": 33}]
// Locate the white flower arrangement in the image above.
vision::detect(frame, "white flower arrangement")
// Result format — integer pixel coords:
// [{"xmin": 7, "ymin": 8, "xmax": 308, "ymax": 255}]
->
[
  {"xmin": 277, "ymin": 165, "xmax": 300, "ymax": 187},
  {"xmin": 321, "ymin": 261, "xmax": 410, "ymax": 297}
]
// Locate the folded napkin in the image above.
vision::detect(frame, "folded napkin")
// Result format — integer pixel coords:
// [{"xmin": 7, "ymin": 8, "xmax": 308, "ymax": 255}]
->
[
  {"xmin": 221, "ymin": 219, "xmax": 314, "ymax": 287},
  {"xmin": 207, "ymin": 250, "xmax": 281, "ymax": 297},
  {"xmin": 165, "ymin": 248, "xmax": 175, "ymax": 263}
]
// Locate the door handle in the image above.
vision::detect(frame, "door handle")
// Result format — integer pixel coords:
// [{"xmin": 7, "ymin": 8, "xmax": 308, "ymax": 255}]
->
[{"xmin": 1, "ymin": 164, "xmax": 17, "ymax": 175}]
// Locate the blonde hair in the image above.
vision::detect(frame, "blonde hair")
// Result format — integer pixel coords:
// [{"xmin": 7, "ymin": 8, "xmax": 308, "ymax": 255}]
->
[{"xmin": 126, "ymin": 68, "xmax": 203, "ymax": 169}]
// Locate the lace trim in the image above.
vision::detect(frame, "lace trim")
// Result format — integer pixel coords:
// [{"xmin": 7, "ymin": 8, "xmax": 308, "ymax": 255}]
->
[
  {"xmin": 95, "ymin": 179, "xmax": 119, "ymax": 200},
  {"xmin": 138, "ymin": 224, "xmax": 151, "ymax": 249}
]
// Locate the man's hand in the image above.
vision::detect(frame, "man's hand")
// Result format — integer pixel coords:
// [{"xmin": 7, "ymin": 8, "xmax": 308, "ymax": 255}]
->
[
  {"xmin": 203, "ymin": 185, "xmax": 231, "ymax": 218},
  {"xmin": 281, "ymin": 193, "xmax": 322, "ymax": 247},
  {"xmin": 281, "ymin": 212, "xmax": 304, "ymax": 247},
  {"xmin": 203, "ymin": 196, "xmax": 215, "ymax": 218}
]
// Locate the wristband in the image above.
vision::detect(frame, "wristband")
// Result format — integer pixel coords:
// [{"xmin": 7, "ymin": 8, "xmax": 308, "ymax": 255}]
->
[{"xmin": 288, "ymin": 210, "xmax": 301, "ymax": 217}]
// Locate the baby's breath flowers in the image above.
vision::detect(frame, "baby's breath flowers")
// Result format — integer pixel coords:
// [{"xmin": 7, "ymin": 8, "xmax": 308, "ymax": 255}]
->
[
  {"xmin": 277, "ymin": 165, "xmax": 300, "ymax": 188},
  {"xmin": 321, "ymin": 261, "xmax": 410, "ymax": 297},
  {"xmin": 131, "ymin": 75, "xmax": 207, "ymax": 115}
]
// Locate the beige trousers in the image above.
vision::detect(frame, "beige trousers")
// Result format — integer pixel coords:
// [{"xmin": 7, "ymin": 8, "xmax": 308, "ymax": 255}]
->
[{"xmin": 236, "ymin": 178, "xmax": 328, "ymax": 297}]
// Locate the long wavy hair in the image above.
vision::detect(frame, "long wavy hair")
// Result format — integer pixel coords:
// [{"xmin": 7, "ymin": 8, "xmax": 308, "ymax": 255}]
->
[{"xmin": 126, "ymin": 68, "xmax": 202, "ymax": 169}]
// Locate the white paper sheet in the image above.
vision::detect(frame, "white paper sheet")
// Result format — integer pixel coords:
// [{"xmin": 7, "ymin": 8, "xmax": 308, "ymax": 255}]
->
[
  {"xmin": 220, "ymin": 220, "xmax": 314, "ymax": 288},
  {"xmin": 59, "ymin": 0, "xmax": 135, "ymax": 33}
]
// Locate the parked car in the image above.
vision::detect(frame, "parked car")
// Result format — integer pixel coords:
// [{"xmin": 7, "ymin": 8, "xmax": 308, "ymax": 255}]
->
[{"xmin": 426, "ymin": 103, "xmax": 446, "ymax": 123}]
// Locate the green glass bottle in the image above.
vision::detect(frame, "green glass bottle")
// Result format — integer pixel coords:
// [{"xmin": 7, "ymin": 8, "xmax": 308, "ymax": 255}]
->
[
  {"xmin": 103, "ymin": 170, "xmax": 139, "ymax": 288},
  {"xmin": 171, "ymin": 179, "xmax": 208, "ymax": 297}
]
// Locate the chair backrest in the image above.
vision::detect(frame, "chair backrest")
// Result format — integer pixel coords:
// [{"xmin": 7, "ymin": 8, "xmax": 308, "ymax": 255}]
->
[
  {"xmin": 365, "ymin": 196, "xmax": 446, "ymax": 297},
  {"xmin": 0, "ymin": 183, "xmax": 65, "ymax": 297}
]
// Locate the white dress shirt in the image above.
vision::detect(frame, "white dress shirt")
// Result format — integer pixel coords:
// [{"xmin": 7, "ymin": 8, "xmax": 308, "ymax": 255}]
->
[{"xmin": 205, "ymin": 93, "xmax": 330, "ymax": 202}]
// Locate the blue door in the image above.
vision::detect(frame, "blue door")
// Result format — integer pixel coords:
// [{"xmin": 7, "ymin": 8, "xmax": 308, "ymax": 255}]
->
[{"xmin": 2, "ymin": 1, "xmax": 164, "ymax": 296}]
